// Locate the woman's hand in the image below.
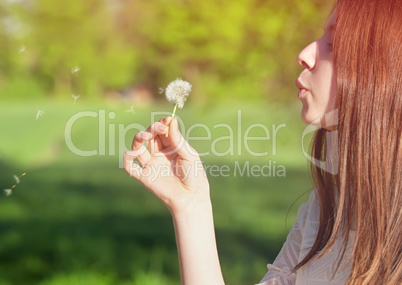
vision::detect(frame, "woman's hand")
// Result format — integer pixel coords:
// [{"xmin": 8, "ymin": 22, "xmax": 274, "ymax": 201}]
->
[
  {"xmin": 124, "ymin": 117, "xmax": 225, "ymax": 285},
  {"xmin": 123, "ymin": 117, "xmax": 210, "ymax": 214}
]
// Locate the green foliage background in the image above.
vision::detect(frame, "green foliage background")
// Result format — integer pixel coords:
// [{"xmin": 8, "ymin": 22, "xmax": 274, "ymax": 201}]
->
[
  {"xmin": 0, "ymin": 0, "xmax": 333, "ymax": 284},
  {"xmin": 1, "ymin": 0, "xmax": 332, "ymax": 102}
]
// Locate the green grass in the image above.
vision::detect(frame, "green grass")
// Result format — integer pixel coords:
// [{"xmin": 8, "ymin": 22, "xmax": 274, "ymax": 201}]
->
[{"xmin": 0, "ymin": 99, "xmax": 314, "ymax": 285}]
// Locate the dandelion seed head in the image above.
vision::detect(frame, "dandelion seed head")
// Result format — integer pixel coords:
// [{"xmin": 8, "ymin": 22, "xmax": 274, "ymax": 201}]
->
[
  {"xmin": 165, "ymin": 78, "xmax": 192, "ymax": 109},
  {"xmin": 3, "ymin": 189, "xmax": 12, "ymax": 196}
]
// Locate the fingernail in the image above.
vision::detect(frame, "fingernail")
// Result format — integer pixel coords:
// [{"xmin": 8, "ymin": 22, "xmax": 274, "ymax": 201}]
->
[
  {"xmin": 141, "ymin": 132, "xmax": 150, "ymax": 138},
  {"xmin": 158, "ymin": 125, "xmax": 167, "ymax": 131}
]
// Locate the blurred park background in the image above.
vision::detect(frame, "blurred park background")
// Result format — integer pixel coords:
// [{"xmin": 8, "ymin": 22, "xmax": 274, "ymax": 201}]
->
[{"xmin": 0, "ymin": 0, "xmax": 333, "ymax": 284}]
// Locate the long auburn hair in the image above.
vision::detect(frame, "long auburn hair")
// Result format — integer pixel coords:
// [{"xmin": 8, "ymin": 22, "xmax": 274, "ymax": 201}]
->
[{"xmin": 294, "ymin": 0, "xmax": 402, "ymax": 284}]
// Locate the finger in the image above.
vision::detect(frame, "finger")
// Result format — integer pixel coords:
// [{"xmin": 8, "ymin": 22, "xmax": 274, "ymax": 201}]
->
[
  {"xmin": 132, "ymin": 131, "xmax": 151, "ymax": 150},
  {"xmin": 123, "ymin": 151, "xmax": 144, "ymax": 180},
  {"xmin": 131, "ymin": 132, "xmax": 152, "ymax": 165},
  {"xmin": 160, "ymin": 116, "xmax": 172, "ymax": 125},
  {"xmin": 142, "ymin": 118, "xmax": 173, "ymax": 152},
  {"xmin": 146, "ymin": 122, "xmax": 169, "ymax": 154},
  {"xmin": 158, "ymin": 117, "xmax": 173, "ymax": 148},
  {"xmin": 168, "ymin": 118, "xmax": 199, "ymax": 159}
]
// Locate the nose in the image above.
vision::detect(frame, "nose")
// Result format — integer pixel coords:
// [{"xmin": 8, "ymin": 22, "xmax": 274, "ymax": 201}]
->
[{"xmin": 297, "ymin": 41, "xmax": 317, "ymax": 70}]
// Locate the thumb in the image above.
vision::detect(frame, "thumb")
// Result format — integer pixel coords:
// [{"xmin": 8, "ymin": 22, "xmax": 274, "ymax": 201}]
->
[{"xmin": 168, "ymin": 118, "xmax": 199, "ymax": 159}]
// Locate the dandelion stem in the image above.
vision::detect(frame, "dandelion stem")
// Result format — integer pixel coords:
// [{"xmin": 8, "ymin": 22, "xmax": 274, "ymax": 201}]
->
[
  {"xmin": 171, "ymin": 104, "xmax": 178, "ymax": 119},
  {"xmin": 166, "ymin": 103, "xmax": 178, "ymax": 137}
]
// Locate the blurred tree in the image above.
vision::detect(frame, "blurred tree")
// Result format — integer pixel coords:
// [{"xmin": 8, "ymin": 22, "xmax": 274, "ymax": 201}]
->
[
  {"xmin": 0, "ymin": 0, "xmax": 137, "ymax": 99},
  {"xmin": 29, "ymin": 0, "xmax": 138, "ymax": 98},
  {"xmin": 0, "ymin": 0, "xmax": 333, "ymax": 102}
]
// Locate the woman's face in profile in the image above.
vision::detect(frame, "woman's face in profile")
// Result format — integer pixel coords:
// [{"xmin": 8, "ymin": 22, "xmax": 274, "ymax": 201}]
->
[{"xmin": 296, "ymin": 12, "xmax": 337, "ymax": 128}]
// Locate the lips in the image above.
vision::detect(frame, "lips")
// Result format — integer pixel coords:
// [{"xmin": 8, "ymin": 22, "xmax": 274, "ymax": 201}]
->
[{"xmin": 295, "ymin": 78, "xmax": 309, "ymax": 99}]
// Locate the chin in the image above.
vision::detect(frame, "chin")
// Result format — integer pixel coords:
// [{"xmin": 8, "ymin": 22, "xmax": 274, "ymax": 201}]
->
[
  {"xmin": 301, "ymin": 109, "xmax": 321, "ymax": 126},
  {"xmin": 301, "ymin": 110, "xmax": 338, "ymax": 130}
]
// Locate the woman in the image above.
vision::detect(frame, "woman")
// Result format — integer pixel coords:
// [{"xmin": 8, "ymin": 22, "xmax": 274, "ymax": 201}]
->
[{"xmin": 123, "ymin": 0, "xmax": 401, "ymax": 284}]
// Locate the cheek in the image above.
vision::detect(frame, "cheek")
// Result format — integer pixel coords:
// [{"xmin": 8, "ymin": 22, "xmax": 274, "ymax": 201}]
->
[
  {"xmin": 328, "ymin": 81, "xmax": 337, "ymax": 110},
  {"xmin": 315, "ymin": 64, "xmax": 335, "ymax": 110},
  {"xmin": 314, "ymin": 68, "xmax": 337, "ymax": 127},
  {"xmin": 325, "ymin": 70, "xmax": 337, "ymax": 112}
]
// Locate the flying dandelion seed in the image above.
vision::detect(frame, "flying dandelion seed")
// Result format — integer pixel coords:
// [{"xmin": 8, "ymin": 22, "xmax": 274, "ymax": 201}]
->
[
  {"xmin": 14, "ymin": 173, "xmax": 26, "ymax": 184},
  {"xmin": 158, "ymin": 87, "xmax": 164, "ymax": 94},
  {"xmin": 3, "ymin": 173, "xmax": 26, "ymax": 197},
  {"xmin": 18, "ymin": 45, "xmax": 26, "ymax": 53},
  {"xmin": 125, "ymin": 105, "xmax": 135, "ymax": 114},
  {"xmin": 36, "ymin": 109, "xmax": 44, "ymax": 120},
  {"xmin": 13, "ymin": 175, "xmax": 20, "ymax": 184},
  {"xmin": 72, "ymin": 94, "xmax": 80, "ymax": 104},
  {"xmin": 71, "ymin": 66, "xmax": 81, "ymax": 74}
]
